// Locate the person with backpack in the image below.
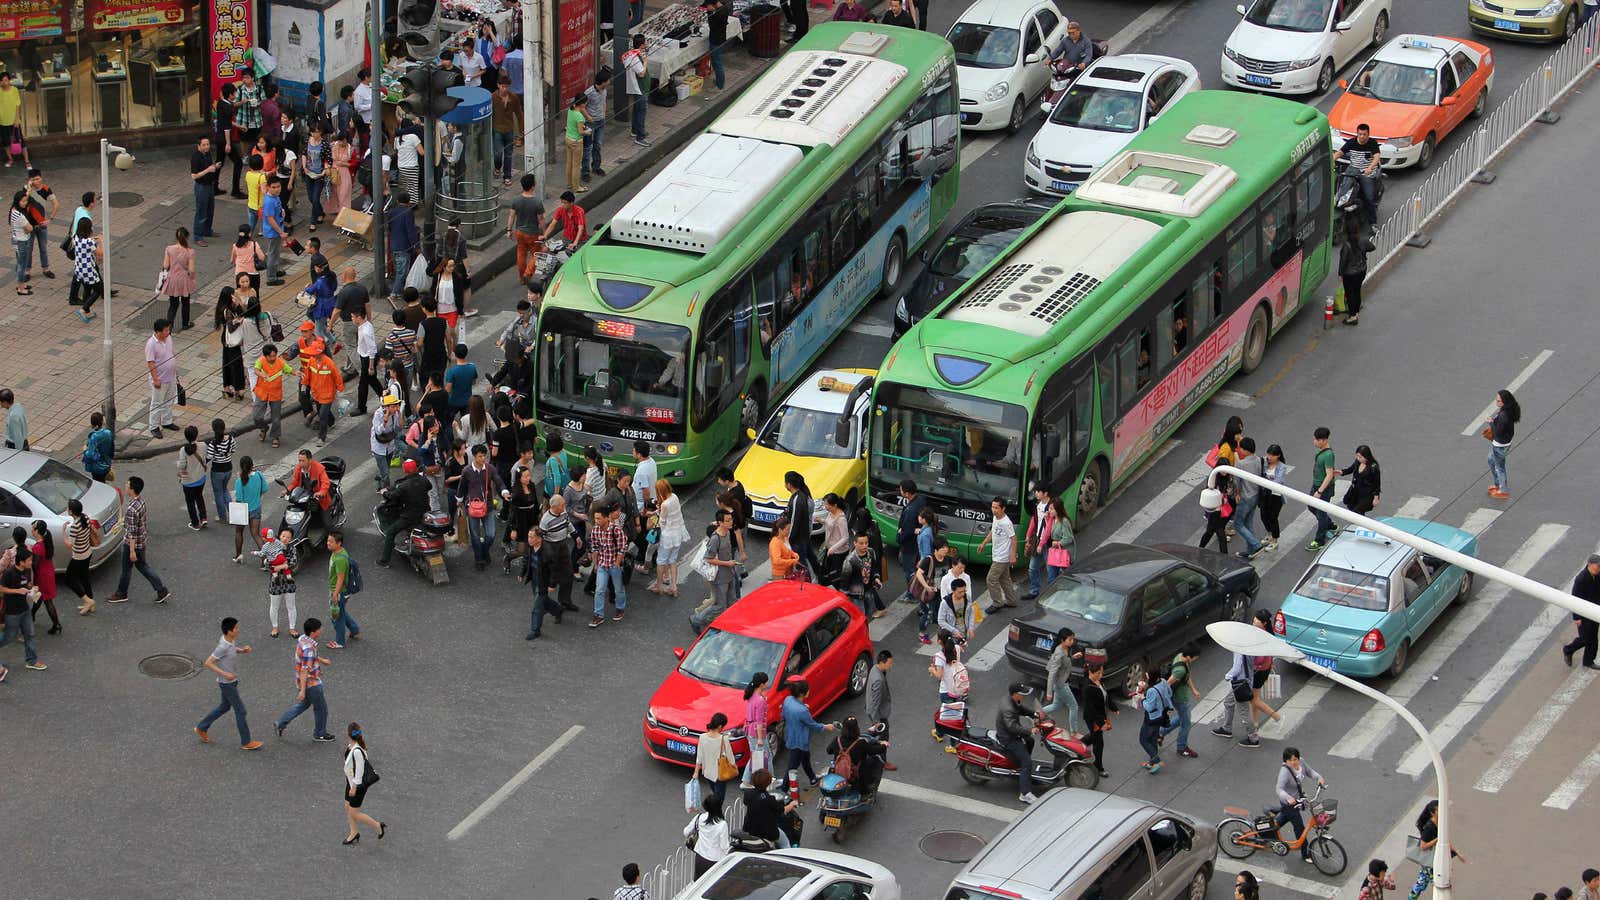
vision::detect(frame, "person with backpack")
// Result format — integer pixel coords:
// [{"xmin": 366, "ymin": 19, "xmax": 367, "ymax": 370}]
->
[
  {"xmin": 324, "ymin": 531, "xmax": 361, "ymax": 649},
  {"xmin": 825, "ymin": 715, "xmax": 887, "ymax": 790}
]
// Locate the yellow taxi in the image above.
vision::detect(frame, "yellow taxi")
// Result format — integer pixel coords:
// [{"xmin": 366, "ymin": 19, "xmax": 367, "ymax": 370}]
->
[{"xmin": 735, "ymin": 369, "xmax": 877, "ymax": 534}]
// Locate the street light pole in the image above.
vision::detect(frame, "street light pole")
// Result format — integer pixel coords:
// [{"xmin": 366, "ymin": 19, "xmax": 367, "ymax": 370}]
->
[
  {"xmin": 1206, "ymin": 621, "xmax": 1453, "ymax": 897},
  {"xmin": 520, "ymin": 0, "xmax": 546, "ymax": 194},
  {"xmin": 99, "ymin": 139, "xmax": 131, "ymax": 434}
]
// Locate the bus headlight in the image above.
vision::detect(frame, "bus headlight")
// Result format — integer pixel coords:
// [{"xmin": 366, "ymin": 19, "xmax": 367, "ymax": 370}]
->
[
  {"xmin": 665, "ymin": 444, "xmax": 680, "ymax": 456},
  {"xmin": 984, "ymin": 82, "xmax": 1010, "ymax": 102}
]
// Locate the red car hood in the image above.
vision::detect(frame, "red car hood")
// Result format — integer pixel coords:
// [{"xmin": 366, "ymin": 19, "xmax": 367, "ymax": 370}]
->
[{"xmin": 649, "ymin": 669, "xmax": 758, "ymax": 734}]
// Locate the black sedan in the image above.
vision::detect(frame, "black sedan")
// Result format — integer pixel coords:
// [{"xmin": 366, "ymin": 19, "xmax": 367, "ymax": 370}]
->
[
  {"xmin": 892, "ymin": 198, "xmax": 1052, "ymax": 338},
  {"xmin": 1004, "ymin": 543, "xmax": 1260, "ymax": 699}
]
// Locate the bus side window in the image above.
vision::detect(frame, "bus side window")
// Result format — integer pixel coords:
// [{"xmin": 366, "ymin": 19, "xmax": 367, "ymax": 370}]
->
[
  {"xmin": 1135, "ymin": 327, "xmax": 1153, "ymax": 391},
  {"xmin": 692, "ymin": 286, "xmax": 745, "ymax": 430},
  {"xmin": 755, "ymin": 267, "xmax": 777, "ymax": 349},
  {"xmin": 1097, "ymin": 356, "xmax": 1115, "ymax": 432},
  {"xmin": 1225, "ymin": 216, "xmax": 1259, "ymax": 293},
  {"xmin": 1072, "ymin": 376, "xmax": 1093, "ymax": 461},
  {"xmin": 1294, "ymin": 152, "xmax": 1326, "ymax": 231},
  {"xmin": 1261, "ymin": 180, "xmax": 1295, "ymax": 268},
  {"xmin": 1115, "ymin": 338, "xmax": 1140, "ymax": 412}
]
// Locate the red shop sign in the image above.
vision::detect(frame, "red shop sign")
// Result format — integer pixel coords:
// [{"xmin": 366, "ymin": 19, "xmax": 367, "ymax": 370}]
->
[
  {"xmin": 558, "ymin": 0, "xmax": 596, "ymax": 108},
  {"xmin": 209, "ymin": 0, "xmax": 254, "ymax": 91},
  {"xmin": 88, "ymin": 0, "xmax": 186, "ymax": 31},
  {"xmin": 0, "ymin": 0, "xmax": 63, "ymax": 40}
]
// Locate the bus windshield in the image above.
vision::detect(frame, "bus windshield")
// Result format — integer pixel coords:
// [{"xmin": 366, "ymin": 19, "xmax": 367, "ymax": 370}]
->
[
  {"xmin": 539, "ymin": 308, "xmax": 691, "ymax": 427},
  {"xmin": 871, "ymin": 383, "xmax": 1027, "ymax": 505}
]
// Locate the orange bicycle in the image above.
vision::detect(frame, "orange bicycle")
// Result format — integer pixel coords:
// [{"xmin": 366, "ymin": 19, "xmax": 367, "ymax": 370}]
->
[{"xmin": 1216, "ymin": 784, "xmax": 1347, "ymax": 876}]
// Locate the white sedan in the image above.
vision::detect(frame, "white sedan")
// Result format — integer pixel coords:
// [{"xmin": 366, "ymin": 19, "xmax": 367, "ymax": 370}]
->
[
  {"xmin": 950, "ymin": 0, "xmax": 1068, "ymax": 132},
  {"xmin": 1221, "ymin": 0, "xmax": 1393, "ymax": 95},
  {"xmin": 675, "ymin": 849, "xmax": 900, "ymax": 899},
  {"xmin": 1023, "ymin": 54, "xmax": 1200, "ymax": 196}
]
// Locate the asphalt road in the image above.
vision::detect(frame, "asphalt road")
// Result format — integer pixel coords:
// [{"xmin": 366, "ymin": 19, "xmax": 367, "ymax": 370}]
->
[{"xmin": 5, "ymin": 4, "xmax": 1598, "ymax": 899}]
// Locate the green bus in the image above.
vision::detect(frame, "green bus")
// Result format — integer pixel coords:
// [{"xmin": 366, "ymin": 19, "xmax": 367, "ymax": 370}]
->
[
  {"xmin": 537, "ymin": 23, "xmax": 959, "ymax": 484},
  {"xmin": 868, "ymin": 90, "xmax": 1333, "ymax": 561}
]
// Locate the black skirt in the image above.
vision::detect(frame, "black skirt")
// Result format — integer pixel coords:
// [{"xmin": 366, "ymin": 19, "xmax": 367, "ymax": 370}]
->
[{"xmin": 346, "ymin": 780, "xmax": 370, "ymax": 808}]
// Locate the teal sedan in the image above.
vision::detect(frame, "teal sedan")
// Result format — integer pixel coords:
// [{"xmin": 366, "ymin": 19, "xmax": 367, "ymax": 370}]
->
[{"xmin": 1274, "ymin": 519, "xmax": 1477, "ymax": 678}]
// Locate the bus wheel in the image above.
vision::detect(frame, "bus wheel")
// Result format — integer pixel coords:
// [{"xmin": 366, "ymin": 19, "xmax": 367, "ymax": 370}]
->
[
  {"xmin": 880, "ymin": 234, "xmax": 906, "ymax": 297},
  {"xmin": 739, "ymin": 385, "xmax": 766, "ymax": 445},
  {"xmin": 1076, "ymin": 459, "xmax": 1107, "ymax": 522},
  {"xmin": 1240, "ymin": 305, "xmax": 1270, "ymax": 374}
]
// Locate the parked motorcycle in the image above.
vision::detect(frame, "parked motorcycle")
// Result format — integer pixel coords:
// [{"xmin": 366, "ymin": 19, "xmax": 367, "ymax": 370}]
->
[
  {"xmin": 373, "ymin": 504, "xmax": 451, "ymax": 585},
  {"xmin": 274, "ymin": 456, "xmax": 347, "ymax": 570},
  {"xmin": 953, "ymin": 713, "xmax": 1101, "ymax": 792},
  {"xmin": 526, "ymin": 236, "xmax": 571, "ymax": 295},
  {"xmin": 1039, "ymin": 38, "xmax": 1109, "ymax": 116}
]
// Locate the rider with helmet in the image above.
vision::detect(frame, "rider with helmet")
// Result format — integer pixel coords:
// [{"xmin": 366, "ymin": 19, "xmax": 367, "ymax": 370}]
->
[{"xmin": 377, "ymin": 459, "xmax": 433, "ymax": 567}]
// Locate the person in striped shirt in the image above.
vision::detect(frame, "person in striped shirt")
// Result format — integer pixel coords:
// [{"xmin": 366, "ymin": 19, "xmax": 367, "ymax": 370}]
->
[
  {"xmin": 108, "ymin": 476, "xmax": 172, "ymax": 604},
  {"xmin": 385, "ymin": 309, "xmax": 417, "ymax": 379}
]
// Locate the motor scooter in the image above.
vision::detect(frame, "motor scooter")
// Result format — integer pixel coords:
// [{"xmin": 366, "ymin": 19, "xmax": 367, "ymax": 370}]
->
[
  {"xmin": 1334, "ymin": 158, "xmax": 1386, "ymax": 228},
  {"xmin": 373, "ymin": 503, "xmax": 451, "ymax": 585},
  {"xmin": 274, "ymin": 456, "xmax": 347, "ymax": 570},
  {"xmin": 952, "ymin": 713, "xmax": 1101, "ymax": 792},
  {"xmin": 526, "ymin": 236, "xmax": 570, "ymax": 295},
  {"xmin": 1039, "ymin": 38, "xmax": 1109, "ymax": 116},
  {"xmin": 816, "ymin": 728, "xmax": 886, "ymax": 844}
]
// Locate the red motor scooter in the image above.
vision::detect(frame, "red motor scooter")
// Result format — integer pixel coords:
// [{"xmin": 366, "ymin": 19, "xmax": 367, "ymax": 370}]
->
[
  {"xmin": 1039, "ymin": 39, "xmax": 1110, "ymax": 117},
  {"xmin": 952, "ymin": 713, "xmax": 1101, "ymax": 792}
]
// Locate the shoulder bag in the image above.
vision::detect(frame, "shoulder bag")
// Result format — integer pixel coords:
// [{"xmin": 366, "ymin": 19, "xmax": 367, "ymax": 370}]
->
[
  {"xmin": 715, "ymin": 736, "xmax": 739, "ymax": 782},
  {"xmin": 358, "ymin": 748, "xmax": 381, "ymax": 787}
]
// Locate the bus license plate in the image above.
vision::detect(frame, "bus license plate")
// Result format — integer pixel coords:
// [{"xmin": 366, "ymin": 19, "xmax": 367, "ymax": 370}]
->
[
  {"xmin": 666, "ymin": 739, "xmax": 696, "ymax": 754},
  {"xmin": 1494, "ymin": 18, "xmax": 1520, "ymax": 30},
  {"xmin": 823, "ymin": 815, "xmax": 842, "ymax": 827},
  {"xmin": 1035, "ymin": 636, "xmax": 1054, "ymax": 651},
  {"xmin": 1309, "ymin": 655, "xmax": 1339, "ymax": 671},
  {"xmin": 1050, "ymin": 180, "xmax": 1074, "ymax": 193},
  {"xmin": 1245, "ymin": 74, "xmax": 1273, "ymax": 87}
]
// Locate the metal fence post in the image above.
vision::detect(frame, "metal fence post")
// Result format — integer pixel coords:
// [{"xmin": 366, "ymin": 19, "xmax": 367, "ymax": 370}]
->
[{"xmin": 1537, "ymin": 62, "xmax": 1561, "ymax": 123}]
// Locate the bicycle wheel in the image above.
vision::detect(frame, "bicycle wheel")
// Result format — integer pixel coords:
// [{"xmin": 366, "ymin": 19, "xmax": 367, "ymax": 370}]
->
[
  {"xmin": 1308, "ymin": 834, "xmax": 1348, "ymax": 876},
  {"xmin": 1216, "ymin": 818, "xmax": 1257, "ymax": 859}
]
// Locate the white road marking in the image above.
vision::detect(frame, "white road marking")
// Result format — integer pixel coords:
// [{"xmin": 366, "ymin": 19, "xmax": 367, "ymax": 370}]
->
[
  {"xmin": 1106, "ymin": 0, "xmax": 1185, "ymax": 54},
  {"xmin": 1209, "ymin": 389, "xmax": 1256, "ymax": 410},
  {"xmin": 1213, "ymin": 859, "xmax": 1339, "ymax": 899},
  {"xmin": 959, "ymin": 134, "xmax": 1004, "ymax": 172},
  {"xmin": 874, "ymin": 777, "xmax": 1023, "ymax": 822},
  {"xmin": 1459, "ymin": 349, "xmax": 1552, "ymax": 436},
  {"xmin": 1476, "ymin": 668, "xmax": 1598, "ymax": 793},
  {"xmin": 1544, "ymin": 742, "xmax": 1600, "ymax": 810},
  {"xmin": 965, "ymin": 620, "xmax": 1012, "ymax": 671},
  {"xmin": 1190, "ymin": 679, "xmax": 1232, "ymax": 726},
  {"xmin": 1327, "ymin": 523, "xmax": 1570, "ymax": 760},
  {"xmin": 849, "ymin": 320, "xmax": 895, "ymax": 339},
  {"xmin": 1097, "ymin": 456, "xmax": 1211, "ymax": 549},
  {"xmin": 869, "ymin": 599, "xmax": 918, "ymax": 643},
  {"xmin": 447, "ymin": 724, "xmax": 586, "ymax": 840},
  {"xmin": 1460, "ymin": 507, "xmax": 1503, "ymax": 535}
]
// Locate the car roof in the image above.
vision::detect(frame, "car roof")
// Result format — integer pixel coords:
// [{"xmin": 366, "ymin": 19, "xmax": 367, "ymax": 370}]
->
[
  {"xmin": 1080, "ymin": 53, "xmax": 1174, "ymax": 87},
  {"xmin": 1372, "ymin": 34, "xmax": 1461, "ymax": 67},
  {"xmin": 0, "ymin": 448, "xmax": 45, "ymax": 483},
  {"xmin": 778, "ymin": 368, "xmax": 876, "ymax": 416},
  {"xmin": 1314, "ymin": 517, "xmax": 1473, "ymax": 576},
  {"xmin": 711, "ymin": 582, "xmax": 855, "ymax": 641},
  {"xmin": 961, "ymin": 788, "xmax": 1161, "ymax": 889},
  {"xmin": 766, "ymin": 847, "xmax": 895, "ymax": 880},
  {"xmin": 955, "ymin": 0, "xmax": 1044, "ymax": 27},
  {"xmin": 1067, "ymin": 543, "xmax": 1183, "ymax": 591}
]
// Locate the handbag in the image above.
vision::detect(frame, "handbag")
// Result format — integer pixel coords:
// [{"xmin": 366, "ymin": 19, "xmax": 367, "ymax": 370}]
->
[
  {"xmin": 1480, "ymin": 424, "xmax": 1494, "ymax": 441},
  {"xmin": 1264, "ymin": 671, "xmax": 1283, "ymax": 700},
  {"xmin": 1046, "ymin": 546, "xmax": 1072, "ymax": 568},
  {"xmin": 8, "ymin": 138, "xmax": 20, "ymax": 156},
  {"xmin": 1230, "ymin": 677, "xmax": 1254, "ymax": 702},
  {"xmin": 684, "ymin": 779, "xmax": 701, "ymax": 815},
  {"xmin": 60, "ymin": 233, "xmax": 73, "ymax": 257},
  {"xmin": 715, "ymin": 738, "xmax": 739, "ymax": 782},
  {"xmin": 467, "ymin": 497, "xmax": 489, "ymax": 518},
  {"xmin": 228, "ymin": 501, "xmax": 251, "ymax": 526},
  {"xmin": 359, "ymin": 751, "xmax": 381, "ymax": 788},
  {"xmin": 1404, "ymin": 834, "xmax": 1429, "ymax": 866},
  {"xmin": 176, "ymin": 381, "xmax": 187, "ymax": 406},
  {"xmin": 295, "ymin": 290, "xmax": 316, "ymax": 309}
]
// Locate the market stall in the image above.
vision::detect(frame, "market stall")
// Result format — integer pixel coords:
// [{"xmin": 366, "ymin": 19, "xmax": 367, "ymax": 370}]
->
[{"xmin": 599, "ymin": 1, "xmax": 743, "ymax": 84}]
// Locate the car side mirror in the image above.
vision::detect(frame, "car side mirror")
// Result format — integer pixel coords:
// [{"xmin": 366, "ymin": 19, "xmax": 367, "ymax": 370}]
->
[
  {"xmin": 1440, "ymin": 95, "xmax": 1458, "ymax": 106},
  {"xmin": 1338, "ymin": 78, "xmax": 1348, "ymax": 89},
  {"xmin": 1235, "ymin": 3, "xmax": 1246, "ymax": 13},
  {"xmin": 672, "ymin": 646, "xmax": 686, "ymax": 660},
  {"xmin": 745, "ymin": 427, "xmax": 757, "ymax": 441},
  {"xmin": 918, "ymin": 248, "xmax": 930, "ymax": 264},
  {"xmin": 1024, "ymin": 52, "xmax": 1042, "ymax": 65},
  {"xmin": 1335, "ymin": 20, "xmax": 1352, "ymax": 31},
  {"xmin": 834, "ymin": 415, "xmax": 852, "ymax": 448}
]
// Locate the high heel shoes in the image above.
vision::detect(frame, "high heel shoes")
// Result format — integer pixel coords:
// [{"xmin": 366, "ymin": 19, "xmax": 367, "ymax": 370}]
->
[
  {"xmin": 77, "ymin": 600, "xmax": 96, "ymax": 616},
  {"xmin": 342, "ymin": 833, "xmax": 360, "ymax": 845},
  {"xmin": 378, "ymin": 822, "xmax": 387, "ymax": 840}
]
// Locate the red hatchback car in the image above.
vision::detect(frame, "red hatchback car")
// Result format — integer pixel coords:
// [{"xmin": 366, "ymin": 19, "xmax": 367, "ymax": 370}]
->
[{"xmin": 643, "ymin": 582, "xmax": 875, "ymax": 768}]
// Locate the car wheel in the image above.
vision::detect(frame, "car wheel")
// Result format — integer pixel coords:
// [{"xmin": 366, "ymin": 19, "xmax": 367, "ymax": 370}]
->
[
  {"xmin": 1471, "ymin": 89, "xmax": 1488, "ymax": 120},
  {"xmin": 1187, "ymin": 868, "xmax": 1210, "ymax": 900},
  {"xmin": 737, "ymin": 385, "xmax": 766, "ymax": 447},
  {"xmin": 1240, "ymin": 304, "xmax": 1270, "ymax": 374},
  {"xmin": 1316, "ymin": 60, "xmax": 1336, "ymax": 95},
  {"xmin": 1006, "ymin": 98, "xmax": 1026, "ymax": 134},
  {"xmin": 846, "ymin": 652, "xmax": 872, "ymax": 697},
  {"xmin": 1416, "ymin": 133, "xmax": 1436, "ymax": 171},
  {"xmin": 1228, "ymin": 591, "xmax": 1251, "ymax": 623},
  {"xmin": 1076, "ymin": 458, "xmax": 1108, "ymax": 523},
  {"xmin": 1455, "ymin": 571, "xmax": 1473, "ymax": 604},
  {"xmin": 879, "ymin": 233, "xmax": 906, "ymax": 298},
  {"xmin": 1387, "ymin": 639, "xmax": 1410, "ymax": 678},
  {"xmin": 1123, "ymin": 658, "xmax": 1149, "ymax": 699},
  {"xmin": 1371, "ymin": 10, "xmax": 1389, "ymax": 47},
  {"xmin": 1564, "ymin": 8, "xmax": 1578, "ymax": 40}
]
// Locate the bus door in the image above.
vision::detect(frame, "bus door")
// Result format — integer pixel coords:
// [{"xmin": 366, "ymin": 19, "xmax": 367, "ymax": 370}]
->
[{"xmin": 1033, "ymin": 361, "xmax": 1096, "ymax": 512}]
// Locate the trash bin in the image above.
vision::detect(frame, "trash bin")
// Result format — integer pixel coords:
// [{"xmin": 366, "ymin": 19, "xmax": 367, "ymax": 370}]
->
[{"xmin": 748, "ymin": 4, "xmax": 784, "ymax": 58}]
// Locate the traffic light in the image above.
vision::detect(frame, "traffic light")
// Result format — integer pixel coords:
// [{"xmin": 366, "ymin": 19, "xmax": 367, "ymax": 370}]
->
[
  {"xmin": 395, "ymin": 0, "xmax": 439, "ymax": 58},
  {"xmin": 398, "ymin": 63, "xmax": 433, "ymax": 117},
  {"xmin": 430, "ymin": 64, "xmax": 464, "ymax": 118}
]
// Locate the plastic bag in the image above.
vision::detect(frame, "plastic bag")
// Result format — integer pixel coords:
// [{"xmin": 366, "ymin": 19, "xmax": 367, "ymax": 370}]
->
[
  {"xmin": 1264, "ymin": 671, "xmax": 1283, "ymax": 701},
  {"xmin": 405, "ymin": 253, "xmax": 432, "ymax": 294},
  {"xmin": 250, "ymin": 47, "xmax": 277, "ymax": 78},
  {"xmin": 684, "ymin": 777, "xmax": 701, "ymax": 814},
  {"xmin": 689, "ymin": 543, "xmax": 716, "ymax": 582}
]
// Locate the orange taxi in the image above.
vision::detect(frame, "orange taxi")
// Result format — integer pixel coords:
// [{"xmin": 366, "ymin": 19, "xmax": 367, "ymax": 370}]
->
[{"xmin": 1328, "ymin": 34, "xmax": 1494, "ymax": 170}]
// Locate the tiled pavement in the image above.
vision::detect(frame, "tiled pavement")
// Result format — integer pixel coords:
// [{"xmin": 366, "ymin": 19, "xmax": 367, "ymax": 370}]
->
[{"xmin": 0, "ymin": 35, "xmax": 772, "ymax": 459}]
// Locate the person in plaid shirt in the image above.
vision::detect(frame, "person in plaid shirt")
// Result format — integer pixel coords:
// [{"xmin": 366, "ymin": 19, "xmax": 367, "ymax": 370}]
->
[
  {"xmin": 588, "ymin": 501, "xmax": 628, "ymax": 628},
  {"xmin": 613, "ymin": 862, "xmax": 647, "ymax": 899},
  {"xmin": 233, "ymin": 70, "xmax": 264, "ymax": 152},
  {"xmin": 107, "ymin": 476, "xmax": 172, "ymax": 604},
  {"xmin": 273, "ymin": 617, "xmax": 335, "ymax": 741}
]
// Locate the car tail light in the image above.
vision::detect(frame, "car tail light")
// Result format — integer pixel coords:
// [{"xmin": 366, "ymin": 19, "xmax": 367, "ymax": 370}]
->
[
  {"xmin": 978, "ymin": 888, "xmax": 1024, "ymax": 899},
  {"xmin": 1362, "ymin": 629, "xmax": 1385, "ymax": 653},
  {"xmin": 1008, "ymin": 624, "xmax": 1020, "ymax": 642},
  {"xmin": 1273, "ymin": 611, "xmax": 1286, "ymax": 635}
]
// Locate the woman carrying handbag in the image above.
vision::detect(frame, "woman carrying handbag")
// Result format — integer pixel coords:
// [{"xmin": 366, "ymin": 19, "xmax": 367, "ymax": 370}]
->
[
  {"xmin": 214, "ymin": 285, "xmax": 251, "ymax": 400},
  {"xmin": 342, "ymin": 722, "xmax": 388, "ymax": 846},
  {"xmin": 1045, "ymin": 496, "xmax": 1075, "ymax": 581},
  {"xmin": 693, "ymin": 712, "xmax": 740, "ymax": 803}
]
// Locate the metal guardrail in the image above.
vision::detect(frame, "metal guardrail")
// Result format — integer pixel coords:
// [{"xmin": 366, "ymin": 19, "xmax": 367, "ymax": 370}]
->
[
  {"xmin": 640, "ymin": 792, "xmax": 749, "ymax": 900},
  {"xmin": 1369, "ymin": 16, "xmax": 1600, "ymax": 275}
]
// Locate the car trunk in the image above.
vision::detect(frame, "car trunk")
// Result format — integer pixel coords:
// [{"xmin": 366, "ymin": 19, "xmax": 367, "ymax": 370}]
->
[{"xmin": 1281, "ymin": 600, "xmax": 1384, "ymax": 663}]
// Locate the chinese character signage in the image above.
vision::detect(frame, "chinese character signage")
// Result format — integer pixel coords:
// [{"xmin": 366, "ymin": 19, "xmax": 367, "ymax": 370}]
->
[
  {"xmin": 557, "ymin": 0, "xmax": 595, "ymax": 110},
  {"xmin": 210, "ymin": 0, "xmax": 254, "ymax": 94},
  {"xmin": 88, "ymin": 0, "xmax": 185, "ymax": 30},
  {"xmin": 0, "ymin": 0, "xmax": 63, "ymax": 40}
]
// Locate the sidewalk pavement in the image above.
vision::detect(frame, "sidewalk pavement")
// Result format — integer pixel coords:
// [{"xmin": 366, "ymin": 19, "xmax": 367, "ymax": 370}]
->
[{"xmin": 0, "ymin": 31, "xmax": 780, "ymax": 460}]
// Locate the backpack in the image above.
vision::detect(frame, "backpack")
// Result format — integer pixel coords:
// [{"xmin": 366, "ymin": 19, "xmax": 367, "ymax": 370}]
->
[
  {"xmin": 947, "ymin": 660, "xmax": 971, "ymax": 697},
  {"xmin": 345, "ymin": 556, "xmax": 363, "ymax": 596},
  {"xmin": 832, "ymin": 738, "xmax": 861, "ymax": 782}
]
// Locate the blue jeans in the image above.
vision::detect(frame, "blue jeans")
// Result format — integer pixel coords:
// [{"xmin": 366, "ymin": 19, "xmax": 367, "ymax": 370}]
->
[
  {"xmin": 247, "ymin": 207, "xmax": 259, "ymax": 232},
  {"xmin": 594, "ymin": 564, "xmax": 626, "ymax": 616},
  {"xmin": 210, "ymin": 470, "xmax": 233, "ymax": 522},
  {"xmin": 582, "ymin": 120, "xmax": 605, "ymax": 175},
  {"xmin": 709, "ymin": 45, "xmax": 725, "ymax": 88},
  {"xmin": 13, "ymin": 238, "xmax": 29, "ymax": 282},
  {"xmin": 373, "ymin": 451, "xmax": 393, "ymax": 490},
  {"xmin": 115, "ymin": 543, "xmax": 169, "ymax": 597},
  {"xmin": 391, "ymin": 249, "xmax": 412, "ymax": 290},
  {"xmin": 1041, "ymin": 684, "xmax": 1083, "ymax": 735},
  {"xmin": 312, "ymin": 316, "xmax": 330, "ymax": 344},
  {"xmin": 494, "ymin": 129, "xmax": 516, "ymax": 180},
  {"xmin": 275, "ymin": 682, "xmax": 330, "ymax": 737},
  {"xmin": 29, "ymin": 225, "xmax": 49, "ymax": 268},
  {"xmin": 1233, "ymin": 495, "xmax": 1262, "ymax": 554},
  {"xmin": 630, "ymin": 95, "xmax": 647, "ymax": 140},
  {"xmin": 0, "ymin": 610, "xmax": 37, "ymax": 664},
  {"xmin": 467, "ymin": 512, "xmax": 496, "ymax": 562},
  {"xmin": 331, "ymin": 594, "xmax": 360, "ymax": 643},
  {"xmin": 898, "ymin": 544, "xmax": 918, "ymax": 599},
  {"xmin": 1311, "ymin": 485, "xmax": 1337, "ymax": 543},
  {"xmin": 1138, "ymin": 718, "xmax": 1162, "ymax": 765},
  {"xmin": 193, "ymin": 183, "xmax": 216, "ymax": 237},
  {"xmin": 197, "ymin": 680, "xmax": 252, "ymax": 744},
  {"xmin": 1161, "ymin": 700, "xmax": 1192, "ymax": 751},
  {"xmin": 1487, "ymin": 444, "xmax": 1508, "ymax": 489},
  {"xmin": 305, "ymin": 176, "xmax": 325, "ymax": 225},
  {"xmin": 1028, "ymin": 550, "xmax": 1048, "ymax": 595}
]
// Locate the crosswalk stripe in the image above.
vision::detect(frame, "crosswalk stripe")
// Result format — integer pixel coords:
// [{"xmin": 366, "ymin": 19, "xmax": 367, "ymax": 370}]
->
[
  {"xmin": 1327, "ymin": 523, "xmax": 1570, "ymax": 760},
  {"xmin": 1212, "ymin": 859, "xmax": 1338, "ymax": 899},
  {"xmin": 1098, "ymin": 457, "xmax": 1211, "ymax": 549},
  {"xmin": 1544, "ymin": 743, "xmax": 1600, "ymax": 810},
  {"xmin": 1460, "ymin": 507, "xmax": 1503, "ymax": 535},
  {"xmin": 1475, "ymin": 668, "xmax": 1598, "ymax": 793}
]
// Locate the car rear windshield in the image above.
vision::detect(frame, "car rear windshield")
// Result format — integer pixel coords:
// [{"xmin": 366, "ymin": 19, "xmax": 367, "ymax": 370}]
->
[
  {"xmin": 1038, "ymin": 576, "xmax": 1126, "ymax": 625},
  {"xmin": 930, "ymin": 220, "xmax": 1033, "ymax": 277},
  {"xmin": 679, "ymin": 629, "xmax": 785, "ymax": 689},
  {"xmin": 700, "ymin": 857, "xmax": 811, "ymax": 899},
  {"xmin": 1294, "ymin": 564, "xmax": 1390, "ymax": 612},
  {"xmin": 23, "ymin": 458, "xmax": 92, "ymax": 514}
]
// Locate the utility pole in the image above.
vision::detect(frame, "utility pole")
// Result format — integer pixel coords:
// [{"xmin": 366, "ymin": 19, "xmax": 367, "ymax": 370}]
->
[
  {"xmin": 99, "ymin": 141, "xmax": 132, "ymax": 433},
  {"xmin": 521, "ymin": 0, "xmax": 544, "ymax": 195},
  {"xmin": 421, "ymin": 103, "xmax": 437, "ymax": 262},
  {"xmin": 371, "ymin": 0, "xmax": 388, "ymax": 296}
]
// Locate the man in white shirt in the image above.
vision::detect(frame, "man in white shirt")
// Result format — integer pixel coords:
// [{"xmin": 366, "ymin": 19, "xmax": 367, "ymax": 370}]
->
[
  {"xmin": 631, "ymin": 441, "xmax": 657, "ymax": 508},
  {"xmin": 623, "ymin": 35, "xmax": 651, "ymax": 146},
  {"xmin": 454, "ymin": 43, "xmax": 487, "ymax": 87},
  {"xmin": 351, "ymin": 307, "xmax": 385, "ymax": 417},
  {"xmin": 352, "ymin": 67, "xmax": 373, "ymax": 150},
  {"xmin": 976, "ymin": 497, "xmax": 1019, "ymax": 612}
]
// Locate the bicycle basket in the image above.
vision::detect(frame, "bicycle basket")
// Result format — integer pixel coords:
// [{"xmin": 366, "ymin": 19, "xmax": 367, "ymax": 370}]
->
[{"xmin": 1310, "ymin": 799, "xmax": 1338, "ymax": 826}]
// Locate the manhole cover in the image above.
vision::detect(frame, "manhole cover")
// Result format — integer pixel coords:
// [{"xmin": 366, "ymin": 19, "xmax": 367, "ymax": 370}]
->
[
  {"xmin": 108, "ymin": 191, "xmax": 143, "ymax": 209},
  {"xmin": 139, "ymin": 652, "xmax": 199, "ymax": 680},
  {"xmin": 920, "ymin": 829, "xmax": 986, "ymax": 863}
]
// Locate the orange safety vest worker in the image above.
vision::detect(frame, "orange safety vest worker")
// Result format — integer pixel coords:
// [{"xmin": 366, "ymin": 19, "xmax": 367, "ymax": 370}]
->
[
  {"xmin": 304, "ymin": 352, "xmax": 345, "ymax": 404},
  {"xmin": 252, "ymin": 355, "xmax": 293, "ymax": 402}
]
